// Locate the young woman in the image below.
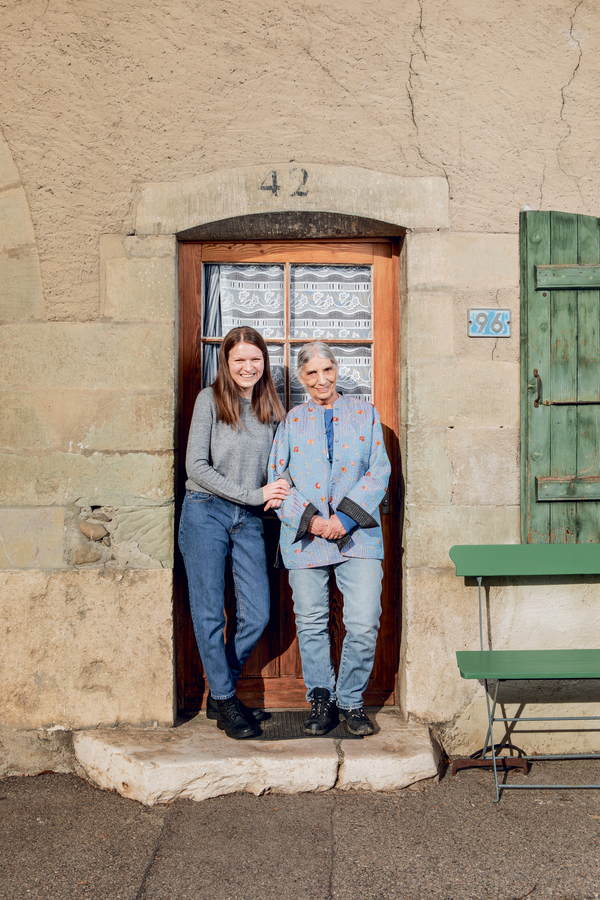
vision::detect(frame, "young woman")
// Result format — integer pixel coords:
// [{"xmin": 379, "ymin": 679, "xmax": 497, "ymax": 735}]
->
[{"xmin": 178, "ymin": 326, "xmax": 289, "ymax": 739}]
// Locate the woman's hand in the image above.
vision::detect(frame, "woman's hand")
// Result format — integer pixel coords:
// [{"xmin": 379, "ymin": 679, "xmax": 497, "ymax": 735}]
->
[
  {"xmin": 320, "ymin": 514, "xmax": 347, "ymax": 541},
  {"xmin": 308, "ymin": 515, "xmax": 328, "ymax": 536},
  {"xmin": 263, "ymin": 478, "xmax": 290, "ymax": 508},
  {"xmin": 308, "ymin": 514, "xmax": 347, "ymax": 540}
]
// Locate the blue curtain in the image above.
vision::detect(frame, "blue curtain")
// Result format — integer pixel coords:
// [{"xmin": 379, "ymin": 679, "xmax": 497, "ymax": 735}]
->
[{"xmin": 202, "ymin": 264, "xmax": 221, "ymax": 386}]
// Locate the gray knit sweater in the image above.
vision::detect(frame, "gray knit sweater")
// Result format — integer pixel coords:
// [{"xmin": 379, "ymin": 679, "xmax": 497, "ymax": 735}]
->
[{"xmin": 185, "ymin": 387, "xmax": 277, "ymax": 507}]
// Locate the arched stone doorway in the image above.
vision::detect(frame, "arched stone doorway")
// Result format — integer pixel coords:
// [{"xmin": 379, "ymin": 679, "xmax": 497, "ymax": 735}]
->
[
  {"xmin": 177, "ymin": 228, "xmax": 399, "ymax": 711},
  {"xmin": 116, "ymin": 163, "xmax": 450, "ymax": 716}
]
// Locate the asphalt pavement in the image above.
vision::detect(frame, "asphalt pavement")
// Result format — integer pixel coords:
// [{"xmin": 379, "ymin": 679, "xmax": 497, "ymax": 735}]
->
[{"xmin": 2, "ymin": 759, "xmax": 600, "ymax": 900}]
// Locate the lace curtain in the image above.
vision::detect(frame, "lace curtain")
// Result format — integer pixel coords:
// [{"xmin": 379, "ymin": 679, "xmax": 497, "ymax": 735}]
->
[
  {"xmin": 202, "ymin": 264, "xmax": 372, "ymax": 405},
  {"xmin": 290, "ymin": 265, "xmax": 372, "ymax": 339},
  {"xmin": 202, "ymin": 264, "xmax": 285, "ymax": 387}
]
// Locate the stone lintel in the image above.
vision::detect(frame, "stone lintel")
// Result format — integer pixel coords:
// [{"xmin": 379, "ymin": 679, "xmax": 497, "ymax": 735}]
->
[{"xmin": 135, "ymin": 165, "xmax": 449, "ymax": 235}]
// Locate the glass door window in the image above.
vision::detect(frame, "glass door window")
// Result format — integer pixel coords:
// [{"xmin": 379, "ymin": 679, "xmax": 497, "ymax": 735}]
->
[{"xmin": 201, "ymin": 257, "xmax": 373, "ymax": 408}]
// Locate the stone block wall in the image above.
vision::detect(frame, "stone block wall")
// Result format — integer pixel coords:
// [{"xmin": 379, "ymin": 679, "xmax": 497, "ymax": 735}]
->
[
  {"xmin": 402, "ymin": 230, "xmax": 520, "ymax": 739},
  {"xmin": 0, "ymin": 135, "xmax": 176, "ymax": 733},
  {"xmin": 0, "ymin": 569, "xmax": 174, "ymax": 730},
  {"xmin": 403, "ymin": 230, "xmax": 600, "ymax": 754},
  {"xmin": 1, "ymin": 0, "xmax": 600, "ymax": 763},
  {"xmin": 0, "ymin": 134, "xmax": 42, "ymax": 322}
]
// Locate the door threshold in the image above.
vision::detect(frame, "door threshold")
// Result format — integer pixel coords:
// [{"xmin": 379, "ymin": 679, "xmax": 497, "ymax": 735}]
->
[{"xmin": 73, "ymin": 709, "xmax": 440, "ymax": 805}]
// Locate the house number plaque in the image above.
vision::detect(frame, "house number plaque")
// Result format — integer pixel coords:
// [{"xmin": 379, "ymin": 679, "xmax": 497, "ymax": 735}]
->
[{"xmin": 468, "ymin": 309, "xmax": 511, "ymax": 337}]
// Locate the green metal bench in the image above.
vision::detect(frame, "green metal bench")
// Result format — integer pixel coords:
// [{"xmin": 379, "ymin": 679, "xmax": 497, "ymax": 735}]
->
[{"xmin": 450, "ymin": 543, "xmax": 600, "ymax": 801}]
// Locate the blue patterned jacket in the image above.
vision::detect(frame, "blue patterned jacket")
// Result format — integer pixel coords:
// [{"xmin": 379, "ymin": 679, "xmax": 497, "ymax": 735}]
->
[{"xmin": 268, "ymin": 395, "xmax": 391, "ymax": 569}]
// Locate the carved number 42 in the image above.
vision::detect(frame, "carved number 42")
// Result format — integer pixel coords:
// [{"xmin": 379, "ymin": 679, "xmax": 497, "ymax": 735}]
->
[{"xmin": 260, "ymin": 169, "xmax": 309, "ymax": 197}]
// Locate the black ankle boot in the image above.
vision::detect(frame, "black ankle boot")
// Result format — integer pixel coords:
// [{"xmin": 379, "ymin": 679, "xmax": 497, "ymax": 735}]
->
[
  {"xmin": 207, "ymin": 693, "xmax": 270, "ymax": 723},
  {"xmin": 338, "ymin": 706, "xmax": 374, "ymax": 735},
  {"xmin": 304, "ymin": 687, "xmax": 338, "ymax": 736},
  {"xmin": 215, "ymin": 696, "xmax": 257, "ymax": 739}
]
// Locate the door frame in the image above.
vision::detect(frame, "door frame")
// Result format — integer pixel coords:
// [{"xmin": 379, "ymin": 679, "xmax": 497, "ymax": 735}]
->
[{"xmin": 176, "ymin": 234, "xmax": 401, "ymax": 712}]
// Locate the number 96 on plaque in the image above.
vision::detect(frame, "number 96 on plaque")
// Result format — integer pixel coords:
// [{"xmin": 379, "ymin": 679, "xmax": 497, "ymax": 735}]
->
[{"xmin": 468, "ymin": 309, "xmax": 511, "ymax": 338}]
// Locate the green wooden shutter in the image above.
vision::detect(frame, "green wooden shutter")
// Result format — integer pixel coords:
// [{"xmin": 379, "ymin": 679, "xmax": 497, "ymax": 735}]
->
[{"xmin": 521, "ymin": 210, "xmax": 600, "ymax": 543}]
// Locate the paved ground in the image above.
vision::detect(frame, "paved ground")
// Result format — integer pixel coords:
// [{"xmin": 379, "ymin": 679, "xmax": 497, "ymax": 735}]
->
[{"xmin": 2, "ymin": 760, "xmax": 600, "ymax": 900}]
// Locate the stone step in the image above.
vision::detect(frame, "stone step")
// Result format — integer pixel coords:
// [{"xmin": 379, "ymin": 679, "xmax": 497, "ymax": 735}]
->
[{"xmin": 73, "ymin": 710, "xmax": 441, "ymax": 806}]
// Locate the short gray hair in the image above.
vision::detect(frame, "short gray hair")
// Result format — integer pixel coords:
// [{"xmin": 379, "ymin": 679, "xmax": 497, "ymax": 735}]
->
[{"xmin": 295, "ymin": 341, "xmax": 338, "ymax": 378}]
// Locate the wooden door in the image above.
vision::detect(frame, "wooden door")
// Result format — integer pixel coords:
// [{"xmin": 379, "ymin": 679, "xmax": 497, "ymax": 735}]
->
[
  {"xmin": 177, "ymin": 239, "xmax": 400, "ymax": 710},
  {"xmin": 521, "ymin": 210, "xmax": 600, "ymax": 543}
]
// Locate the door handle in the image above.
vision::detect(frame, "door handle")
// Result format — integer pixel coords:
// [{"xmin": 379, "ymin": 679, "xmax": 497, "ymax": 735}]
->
[
  {"xmin": 534, "ymin": 369, "xmax": 600, "ymax": 406},
  {"xmin": 533, "ymin": 369, "xmax": 542, "ymax": 407}
]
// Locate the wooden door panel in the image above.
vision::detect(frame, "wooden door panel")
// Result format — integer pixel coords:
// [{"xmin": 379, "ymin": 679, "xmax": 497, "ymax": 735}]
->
[
  {"xmin": 522, "ymin": 210, "xmax": 600, "ymax": 545},
  {"xmin": 549, "ymin": 213, "xmax": 578, "ymax": 543},
  {"xmin": 276, "ymin": 572, "xmax": 302, "ymax": 676},
  {"xmin": 576, "ymin": 215, "xmax": 600, "ymax": 543},
  {"xmin": 200, "ymin": 240, "xmax": 381, "ymax": 264},
  {"xmin": 523, "ymin": 211, "xmax": 551, "ymax": 543},
  {"xmin": 177, "ymin": 238, "xmax": 400, "ymax": 710},
  {"xmin": 370, "ymin": 242, "xmax": 400, "ymax": 702}
]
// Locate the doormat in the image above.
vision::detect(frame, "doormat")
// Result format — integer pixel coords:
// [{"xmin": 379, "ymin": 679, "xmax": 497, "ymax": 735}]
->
[{"xmin": 253, "ymin": 709, "xmax": 364, "ymax": 741}]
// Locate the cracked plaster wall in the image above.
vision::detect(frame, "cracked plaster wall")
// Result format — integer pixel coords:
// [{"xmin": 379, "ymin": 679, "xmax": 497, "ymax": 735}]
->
[
  {"xmin": 1, "ymin": 0, "xmax": 600, "ymax": 749},
  {"xmin": 1, "ymin": 0, "xmax": 598, "ymax": 321}
]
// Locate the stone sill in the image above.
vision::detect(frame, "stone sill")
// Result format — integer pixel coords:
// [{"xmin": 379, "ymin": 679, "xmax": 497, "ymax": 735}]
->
[{"xmin": 72, "ymin": 710, "xmax": 441, "ymax": 805}]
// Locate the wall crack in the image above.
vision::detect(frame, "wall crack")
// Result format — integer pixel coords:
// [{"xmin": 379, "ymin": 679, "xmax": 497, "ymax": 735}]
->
[
  {"xmin": 556, "ymin": 0, "xmax": 585, "ymax": 202},
  {"xmin": 301, "ymin": 0, "xmax": 408, "ymax": 164},
  {"xmin": 539, "ymin": 161, "xmax": 547, "ymax": 209},
  {"xmin": 406, "ymin": 0, "xmax": 451, "ymax": 191}
]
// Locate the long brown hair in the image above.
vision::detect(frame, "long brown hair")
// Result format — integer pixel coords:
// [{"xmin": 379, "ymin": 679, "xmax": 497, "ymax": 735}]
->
[{"xmin": 211, "ymin": 326, "xmax": 284, "ymax": 427}]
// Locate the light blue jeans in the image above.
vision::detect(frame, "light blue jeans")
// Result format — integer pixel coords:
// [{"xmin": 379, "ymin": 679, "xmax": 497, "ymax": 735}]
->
[
  {"xmin": 178, "ymin": 490, "xmax": 270, "ymax": 700},
  {"xmin": 288, "ymin": 557, "xmax": 383, "ymax": 709}
]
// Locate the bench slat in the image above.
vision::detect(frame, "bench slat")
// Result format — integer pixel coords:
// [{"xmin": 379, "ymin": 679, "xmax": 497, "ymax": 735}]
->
[
  {"xmin": 450, "ymin": 544, "xmax": 600, "ymax": 577},
  {"xmin": 456, "ymin": 649, "xmax": 600, "ymax": 680}
]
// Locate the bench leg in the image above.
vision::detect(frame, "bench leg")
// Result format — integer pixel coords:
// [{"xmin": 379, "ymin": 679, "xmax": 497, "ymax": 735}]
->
[
  {"xmin": 481, "ymin": 681, "xmax": 493, "ymax": 762},
  {"xmin": 485, "ymin": 679, "xmax": 501, "ymax": 802}
]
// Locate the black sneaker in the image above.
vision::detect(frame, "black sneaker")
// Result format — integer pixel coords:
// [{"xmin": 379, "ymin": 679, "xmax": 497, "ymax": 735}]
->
[
  {"xmin": 215, "ymin": 696, "xmax": 258, "ymax": 739},
  {"xmin": 339, "ymin": 706, "xmax": 374, "ymax": 735},
  {"xmin": 304, "ymin": 687, "xmax": 338, "ymax": 736},
  {"xmin": 207, "ymin": 693, "xmax": 270, "ymax": 723}
]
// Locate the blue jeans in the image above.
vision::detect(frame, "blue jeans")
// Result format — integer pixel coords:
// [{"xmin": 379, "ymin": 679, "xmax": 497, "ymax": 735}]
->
[
  {"xmin": 178, "ymin": 490, "xmax": 270, "ymax": 700},
  {"xmin": 288, "ymin": 557, "xmax": 383, "ymax": 709}
]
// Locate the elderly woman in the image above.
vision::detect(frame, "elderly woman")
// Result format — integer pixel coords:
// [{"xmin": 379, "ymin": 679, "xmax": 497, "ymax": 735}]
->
[{"xmin": 269, "ymin": 342, "xmax": 391, "ymax": 735}]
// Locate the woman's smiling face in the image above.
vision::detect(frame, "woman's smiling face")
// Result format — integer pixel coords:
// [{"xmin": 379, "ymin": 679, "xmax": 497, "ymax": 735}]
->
[
  {"xmin": 228, "ymin": 341, "xmax": 265, "ymax": 398},
  {"xmin": 300, "ymin": 355, "xmax": 338, "ymax": 407}
]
